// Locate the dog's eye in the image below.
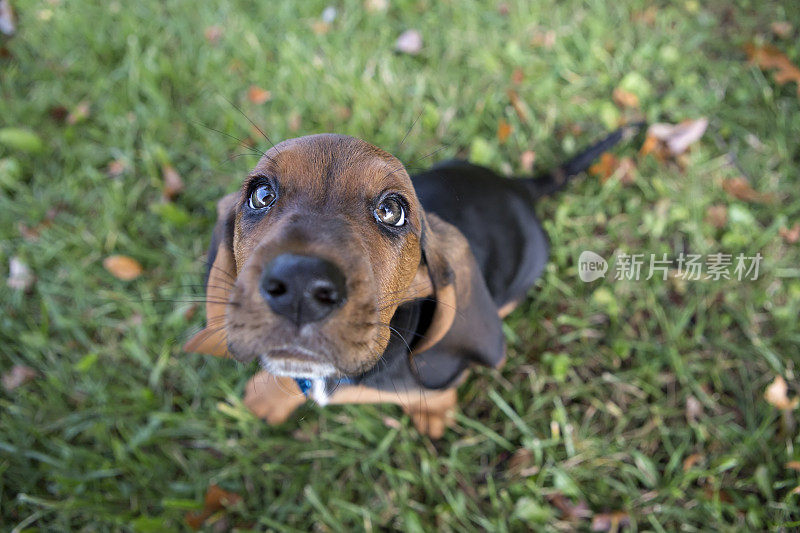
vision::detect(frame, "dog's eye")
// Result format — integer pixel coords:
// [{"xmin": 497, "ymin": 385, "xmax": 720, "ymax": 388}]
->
[
  {"xmin": 374, "ymin": 196, "xmax": 406, "ymax": 227},
  {"xmin": 249, "ymin": 184, "xmax": 277, "ymax": 210}
]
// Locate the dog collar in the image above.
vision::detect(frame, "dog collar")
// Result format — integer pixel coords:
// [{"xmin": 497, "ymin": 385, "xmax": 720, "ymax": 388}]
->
[{"xmin": 293, "ymin": 376, "xmax": 355, "ymax": 406}]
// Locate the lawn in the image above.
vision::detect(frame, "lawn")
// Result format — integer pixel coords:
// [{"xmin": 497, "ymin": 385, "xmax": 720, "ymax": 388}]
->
[{"xmin": 1, "ymin": 0, "xmax": 799, "ymax": 530}]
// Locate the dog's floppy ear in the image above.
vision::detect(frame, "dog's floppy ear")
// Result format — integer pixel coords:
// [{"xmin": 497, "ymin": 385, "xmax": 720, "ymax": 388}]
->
[
  {"xmin": 183, "ymin": 192, "xmax": 238, "ymax": 357},
  {"xmin": 409, "ymin": 212, "xmax": 505, "ymax": 388}
]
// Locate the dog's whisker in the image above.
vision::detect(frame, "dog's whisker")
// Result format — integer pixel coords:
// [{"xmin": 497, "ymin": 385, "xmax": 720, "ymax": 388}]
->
[
  {"xmin": 191, "ymin": 119, "xmax": 267, "ymax": 158},
  {"xmin": 399, "ymin": 110, "xmax": 423, "ymax": 148},
  {"xmin": 405, "ymin": 143, "xmax": 450, "ymax": 167},
  {"xmin": 223, "ymin": 96, "xmax": 279, "ymax": 153}
]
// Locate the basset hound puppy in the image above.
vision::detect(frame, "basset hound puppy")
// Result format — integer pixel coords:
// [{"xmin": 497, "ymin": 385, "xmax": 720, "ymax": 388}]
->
[{"xmin": 185, "ymin": 125, "xmax": 640, "ymax": 437}]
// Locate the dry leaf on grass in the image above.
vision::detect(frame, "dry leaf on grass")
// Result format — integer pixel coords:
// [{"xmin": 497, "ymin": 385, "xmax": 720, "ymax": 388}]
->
[
  {"xmin": 686, "ymin": 395, "xmax": 703, "ymax": 423},
  {"xmin": 706, "ymin": 205, "xmax": 728, "ymax": 229},
  {"xmin": 497, "ymin": 119, "xmax": 512, "ymax": 144},
  {"xmin": 520, "ymin": 150, "xmax": 536, "ymax": 173},
  {"xmin": 0, "ymin": 0, "xmax": 15, "ymax": 36},
  {"xmin": 646, "ymin": 118, "xmax": 708, "ymax": 156},
  {"xmin": 589, "ymin": 153, "xmax": 636, "ymax": 185},
  {"xmin": 683, "ymin": 453, "xmax": 704, "ymax": 472},
  {"xmin": 592, "ymin": 511, "xmax": 630, "ymax": 532},
  {"xmin": 204, "ymin": 25, "xmax": 223, "ymax": 44},
  {"xmin": 547, "ymin": 493, "xmax": 592, "ymax": 521},
  {"xmin": 2, "ymin": 365, "xmax": 37, "ymax": 391},
  {"xmin": 288, "ymin": 111, "xmax": 302, "ymax": 132},
  {"xmin": 531, "ymin": 29, "xmax": 556, "ymax": 49},
  {"xmin": 779, "ymin": 223, "xmax": 800, "ymax": 244},
  {"xmin": 765, "ymin": 375, "xmax": 799, "ymax": 410},
  {"xmin": 786, "ymin": 461, "xmax": 800, "ymax": 471},
  {"xmin": 103, "ymin": 255, "xmax": 143, "ymax": 281},
  {"xmin": 507, "ymin": 448, "xmax": 540, "ymax": 478},
  {"xmin": 395, "ymin": 29, "xmax": 422, "ymax": 55},
  {"xmin": 185, "ymin": 484, "xmax": 243, "ymax": 530},
  {"xmin": 247, "ymin": 85, "xmax": 271, "ymax": 105},
  {"xmin": 161, "ymin": 164, "xmax": 184, "ymax": 200},
  {"xmin": 8, "ymin": 257, "xmax": 34, "ymax": 291},
  {"xmin": 107, "ymin": 159, "xmax": 127, "ymax": 178},
  {"xmin": 612, "ymin": 87, "xmax": 639, "ymax": 108},
  {"xmin": 722, "ymin": 177, "xmax": 775, "ymax": 204},
  {"xmin": 590, "ymin": 153, "xmax": 618, "ymax": 181},
  {"xmin": 632, "ymin": 6, "xmax": 657, "ymax": 26},
  {"xmin": 311, "ymin": 20, "xmax": 330, "ymax": 35},
  {"xmin": 771, "ymin": 22, "xmax": 793, "ymax": 38},
  {"xmin": 67, "ymin": 101, "xmax": 90, "ymax": 125},
  {"xmin": 364, "ymin": 0, "xmax": 388, "ymax": 13},
  {"xmin": 745, "ymin": 43, "xmax": 800, "ymax": 95},
  {"xmin": 506, "ymin": 89, "xmax": 530, "ymax": 124}
]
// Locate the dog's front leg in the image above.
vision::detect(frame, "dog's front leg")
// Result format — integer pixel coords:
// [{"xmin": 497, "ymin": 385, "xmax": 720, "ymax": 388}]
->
[{"xmin": 243, "ymin": 371, "xmax": 307, "ymax": 424}]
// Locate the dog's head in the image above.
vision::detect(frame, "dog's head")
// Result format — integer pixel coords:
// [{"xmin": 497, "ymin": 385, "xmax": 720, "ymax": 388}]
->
[{"xmin": 185, "ymin": 134, "xmax": 500, "ymax": 380}]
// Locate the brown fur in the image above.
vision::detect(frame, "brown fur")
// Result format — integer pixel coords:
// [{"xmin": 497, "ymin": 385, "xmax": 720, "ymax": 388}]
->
[{"xmin": 185, "ymin": 134, "xmax": 472, "ymax": 437}]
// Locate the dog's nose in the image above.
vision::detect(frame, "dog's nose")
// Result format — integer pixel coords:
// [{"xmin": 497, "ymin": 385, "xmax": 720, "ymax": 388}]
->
[{"xmin": 260, "ymin": 254, "xmax": 347, "ymax": 325}]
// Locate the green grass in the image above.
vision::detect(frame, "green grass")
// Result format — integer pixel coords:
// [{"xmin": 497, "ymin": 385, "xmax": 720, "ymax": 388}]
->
[{"xmin": 1, "ymin": 0, "xmax": 799, "ymax": 530}]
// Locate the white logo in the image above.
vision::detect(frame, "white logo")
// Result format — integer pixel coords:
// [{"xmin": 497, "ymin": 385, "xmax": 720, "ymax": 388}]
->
[{"xmin": 578, "ymin": 251, "xmax": 608, "ymax": 282}]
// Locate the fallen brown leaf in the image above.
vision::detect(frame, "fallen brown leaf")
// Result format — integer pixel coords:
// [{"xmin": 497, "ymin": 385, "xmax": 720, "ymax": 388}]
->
[
  {"xmin": 531, "ymin": 29, "xmax": 556, "ymax": 49},
  {"xmin": 7, "ymin": 257, "xmax": 34, "ymax": 291},
  {"xmin": 616, "ymin": 157, "xmax": 636, "ymax": 185},
  {"xmin": 506, "ymin": 89, "xmax": 530, "ymax": 124},
  {"xmin": 686, "ymin": 395, "xmax": 703, "ymax": 423},
  {"xmin": 204, "ymin": 25, "xmax": 223, "ymax": 44},
  {"xmin": 511, "ymin": 68, "xmax": 524, "ymax": 85},
  {"xmin": 632, "ymin": 6, "xmax": 657, "ymax": 26},
  {"xmin": 161, "ymin": 164, "xmax": 184, "ymax": 201},
  {"xmin": 66, "ymin": 101, "xmax": 90, "ymax": 125},
  {"xmin": 638, "ymin": 134, "xmax": 661, "ymax": 159},
  {"xmin": 683, "ymin": 453, "xmax": 704, "ymax": 472},
  {"xmin": 591, "ymin": 511, "xmax": 630, "ymax": 532},
  {"xmin": 247, "ymin": 85, "xmax": 271, "ymax": 105},
  {"xmin": 779, "ymin": 223, "xmax": 800, "ymax": 244},
  {"xmin": 396, "ymin": 29, "xmax": 423, "ymax": 55},
  {"xmin": 612, "ymin": 87, "xmax": 639, "ymax": 109},
  {"xmin": 48, "ymin": 105, "xmax": 69, "ymax": 123},
  {"xmin": 185, "ymin": 484, "xmax": 243, "ymax": 530},
  {"xmin": 771, "ymin": 21, "xmax": 793, "ymax": 38},
  {"xmin": 364, "ymin": 0, "xmax": 388, "ymax": 13},
  {"xmin": 103, "ymin": 255, "xmax": 143, "ymax": 281},
  {"xmin": 745, "ymin": 43, "xmax": 800, "ymax": 96},
  {"xmin": 497, "ymin": 119, "xmax": 512, "ymax": 144},
  {"xmin": 507, "ymin": 448, "xmax": 540, "ymax": 478},
  {"xmin": 702, "ymin": 486, "xmax": 733, "ymax": 503},
  {"xmin": 107, "ymin": 159, "xmax": 127, "ymax": 178},
  {"xmin": 2, "ymin": 365, "xmax": 37, "ymax": 391},
  {"xmin": 334, "ymin": 105, "xmax": 351, "ymax": 120},
  {"xmin": 547, "ymin": 492, "xmax": 592, "ymax": 522},
  {"xmin": 288, "ymin": 111, "xmax": 302, "ymax": 132},
  {"xmin": 786, "ymin": 461, "xmax": 800, "ymax": 471},
  {"xmin": 311, "ymin": 20, "xmax": 330, "ymax": 35},
  {"xmin": 722, "ymin": 177, "xmax": 775, "ymax": 204},
  {"xmin": 765, "ymin": 375, "xmax": 799, "ymax": 410},
  {"xmin": 589, "ymin": 152, "xmax": 618, "ymax": 182},
  {"xmin": 647, "ymin": 118, "xmax": 708, "ymax": 155},
  {"xmin": 706, "ymin": 205, "xmax": 728, "ymax": 229},
  {"xmin": 520, "ymin": 150, "xmax": 536, "ymax": 173},
  {"xmin": 0, "ymin": 0, "xmax": 15, "ymax": 36}
]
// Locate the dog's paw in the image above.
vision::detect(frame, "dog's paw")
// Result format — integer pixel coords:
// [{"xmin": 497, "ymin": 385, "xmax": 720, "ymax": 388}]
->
[
  {"xmin": 243, "ymin": 371, "xmax": 306, "ymax": 424},
  {"xmin": 406, "ymin": 407, "xmax": 455, "ymax": 439}
]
